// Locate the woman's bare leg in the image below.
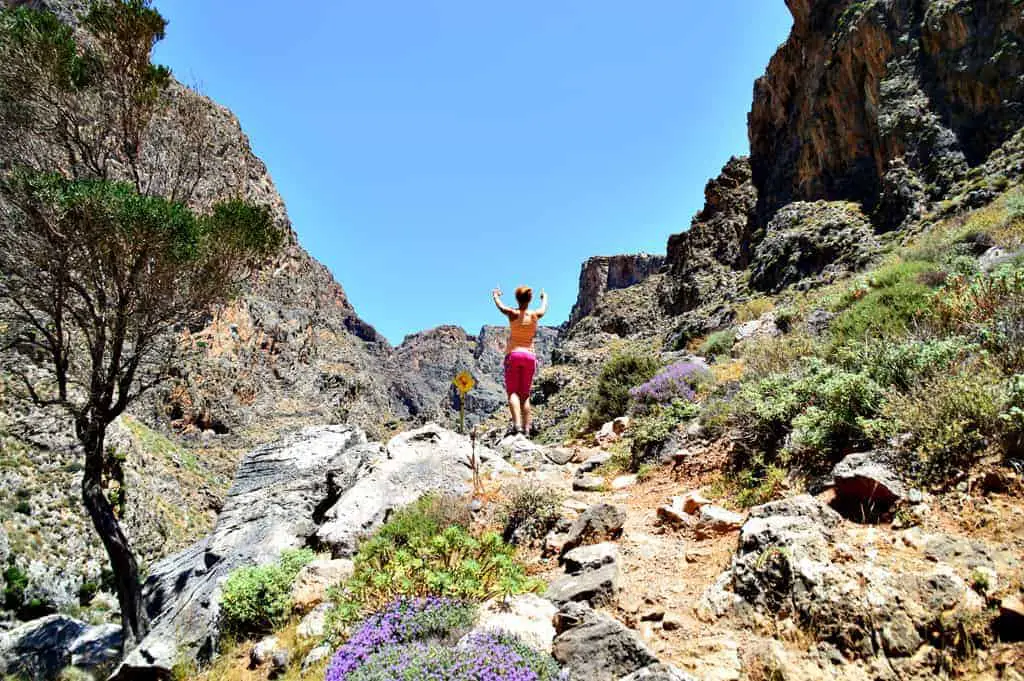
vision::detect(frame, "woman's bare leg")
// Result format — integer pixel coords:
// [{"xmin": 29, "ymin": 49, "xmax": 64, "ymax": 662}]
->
[
  {"xmin": 522, "ymin": 398, "xmax": 532, "ymax": 435},
  {"xmin": 507, "ymin": 393, "xmax": 523, "ymax": 432}
]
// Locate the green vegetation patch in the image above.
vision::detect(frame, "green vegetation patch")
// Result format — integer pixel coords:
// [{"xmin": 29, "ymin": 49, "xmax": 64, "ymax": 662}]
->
[
  {"xmin": 220, "ymin": 548, "xmax": 315, "ymax": 636},
  {"xmin": 326, "ymin": 495, "xmax": 541, "ymax": 635}
]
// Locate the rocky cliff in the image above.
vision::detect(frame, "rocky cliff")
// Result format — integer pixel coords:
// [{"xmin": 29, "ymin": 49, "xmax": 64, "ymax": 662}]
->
[
  {"xmin": 750, "ymin": 0, "xmax": 1024, "ymax": 228},
  {"xmin": 568, "ymin": 254, "xmax": 665, "ymax": 325}
]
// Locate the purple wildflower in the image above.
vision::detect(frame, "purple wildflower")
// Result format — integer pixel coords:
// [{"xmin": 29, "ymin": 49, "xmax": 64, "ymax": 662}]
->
[
  {"xmin": 346, "ymin": 632, "xmax": 562, "ymax": 681},
  {"xmin": 629, "ymin": 361, "xmax": 708, "ymax": 405},
  {"xmin": 325, "ymin": 597, "xmax": 474, "ymax": 681}
]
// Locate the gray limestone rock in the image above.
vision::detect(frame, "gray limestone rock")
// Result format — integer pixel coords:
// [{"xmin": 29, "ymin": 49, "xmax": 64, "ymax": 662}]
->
[
  {"xmin": 552, "ymin": 603, "xmax": 657, "ymax": 681},
  {"xmin": 562, "ymin": 543, "xmax": 618, "ymax": 574},
  {"xmin": 560, "ymin": 504, "xmax": 626, "ymax": 556},
  {"xmin": 545, "ymin": 564, "xmax": 619, "ymax": 607},
  {"xmin": 111, "ymin": 423, "xmax": 516, "ymax": 680},
  {"xmin": 831, "ymin": 450, "xmax": 907, "ymax": 509},
  {"xmin": 573, "ymin": 474, "xmax": 606, "ymax": 492},
  {"xmin": 578, "ymin": 451, "xmax": 612, "ymax": 473},
  {"xmin": 0, "ymin": 615, "xmax": 87, "ymax": 680},
  {"xmin": 315, "ymin": 423, "xmax": 514, "ymax": 555},
  {"xmin": 111, "ymin": 425, "xmax": 374, "ymax": 679}
]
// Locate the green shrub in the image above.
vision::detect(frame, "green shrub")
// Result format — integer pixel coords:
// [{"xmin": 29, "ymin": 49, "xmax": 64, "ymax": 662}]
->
[
  {"xmin": 3, "ymin": 562, "xmax": 27, "ymax": 612},
  {"xmin": 630, "ymin": 400, "xmax": 700, "ymax": 468},
  {"xmin": 834, "ymin": 337, "xmax": 977, "ymax": 391},
  {"xmin": 499, "ymin": 485, "xmax": 563, "ymax": 545},
  {"xmin": 831, "ymin": 261, "xmax": 939, "ymax": 342},
  {"xmin": 873, "ymin": 368, "xmax": 1004, "ymax": 482},
  {"xmin": 699, "ymin": 329, "xmax": 736, "ymax": 359},
  {"xmin": 1000, "ymin": 374, "xmax": 1024, "ymax": 456},
  {"xmin": 13, "ymin": 500, "xmax": 30, "ymax": 515},
  {"xmin": 726, "ymin": 359, "xmax": 883, "ymax": 470},
  {"xmin": 219, "ymin": 548, "xmax": 315, "ymax": 636},
  {"xmin": 328, "ymin": 498, "xmax": 541, "ymax": 630},
  {"xmin": 587, "ymin": 353, "xmax": 659, "ymax": 428},
  {"xmin": 375, "ymin": 495, "xmax": 472, "ymax": 547},
  {"xmin": 1005, "ymin": 191, "xmax": 1024, "ymax": 222},
  {"xmin": 734, "ymin": 455, "xmax": 788, "ymax": 508}
]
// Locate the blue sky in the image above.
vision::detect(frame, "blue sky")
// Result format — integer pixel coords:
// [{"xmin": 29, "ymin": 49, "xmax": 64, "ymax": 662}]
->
[{"xmin": 152, "ymin": 2, "xmax": 793, "ymax": 345}]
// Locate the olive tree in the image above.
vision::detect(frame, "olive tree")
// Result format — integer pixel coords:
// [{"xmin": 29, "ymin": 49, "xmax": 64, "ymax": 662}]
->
[{"xmin": 0, "ymin": 2, "xmax": 283, "ymax": 648}]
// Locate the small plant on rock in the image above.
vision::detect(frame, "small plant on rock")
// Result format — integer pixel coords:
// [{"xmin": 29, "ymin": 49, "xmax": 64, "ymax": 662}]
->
[
  {"xmin": 219, "ymin": 548, "xmax": 315, "ymax": 636},
  {"xmin": 499, "ymin": 485, "xmax": 563, "ymax": 545}
]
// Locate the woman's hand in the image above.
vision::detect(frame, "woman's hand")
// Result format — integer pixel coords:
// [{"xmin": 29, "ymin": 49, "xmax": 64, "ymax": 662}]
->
[{"xmin": 492, "ymin": 288, "xmax": 503, "ymax": 298}]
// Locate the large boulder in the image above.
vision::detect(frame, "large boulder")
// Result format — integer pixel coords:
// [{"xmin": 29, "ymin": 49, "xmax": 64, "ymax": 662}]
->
[
  {"xmin": 0, "ymin": 615, "xmax": 119, "ymax": 680},
  {"xmin": 552, "ymin": 603, "xmax": 657, "ymax": 681},
  {"xmin": 830, "ymin": 450, "xmax": 908, "ymax": 511},
  {"xmin": 560, "ymin": 504, "xmax": 626, "ymax": 556},
  {"xmin": 315, "ymin": 423, "xmax": 514, "ymax": 554}
]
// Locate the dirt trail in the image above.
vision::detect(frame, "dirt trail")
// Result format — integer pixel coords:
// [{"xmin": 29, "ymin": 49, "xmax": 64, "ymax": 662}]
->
[{"xmin": 516, "ymin": 443, "xmax": 1024, "ymax": 681}]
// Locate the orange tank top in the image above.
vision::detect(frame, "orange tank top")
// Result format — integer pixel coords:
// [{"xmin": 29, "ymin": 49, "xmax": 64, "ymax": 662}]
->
[{"xmin": 506, "ymin": 312, "xmax": 538, "ymax": 354}]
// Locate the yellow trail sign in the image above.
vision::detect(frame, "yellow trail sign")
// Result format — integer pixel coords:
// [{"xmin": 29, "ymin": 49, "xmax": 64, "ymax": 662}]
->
[{"xmin": 453, "ymin": 371, "xmax": 475, "ymax": 395}]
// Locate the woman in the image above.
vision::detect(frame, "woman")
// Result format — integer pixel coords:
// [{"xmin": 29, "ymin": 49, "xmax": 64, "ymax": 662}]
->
[{"xmin": 492, "ymin": 285, "xmax": 547, "ymax": 436}]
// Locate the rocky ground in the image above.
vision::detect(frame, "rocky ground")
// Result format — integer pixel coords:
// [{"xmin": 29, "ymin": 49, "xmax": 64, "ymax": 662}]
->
[{"xmin": 5, "ymin": 423, "xmax": 1019, "ymax": 680}]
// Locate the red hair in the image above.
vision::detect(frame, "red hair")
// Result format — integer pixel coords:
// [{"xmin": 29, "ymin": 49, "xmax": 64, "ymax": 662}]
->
[{"xmin": 514, "ymin": 286, "xmax": 533, "ymax": 308}]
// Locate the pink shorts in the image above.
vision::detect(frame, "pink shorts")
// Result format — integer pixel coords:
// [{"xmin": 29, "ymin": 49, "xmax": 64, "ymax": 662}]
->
[{"xmin": 504, "ymin": 351, "xmax": 536, "ymax": 399}]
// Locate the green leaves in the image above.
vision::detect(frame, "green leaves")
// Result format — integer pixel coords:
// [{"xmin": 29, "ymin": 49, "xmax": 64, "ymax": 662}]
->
[
  {"xmin": 326, "ymin": 496, "xmax": 541, "ymax": 635},
  {"xmin": 220, "ymin": 548, "xmax": 315, "ymax": 636}
]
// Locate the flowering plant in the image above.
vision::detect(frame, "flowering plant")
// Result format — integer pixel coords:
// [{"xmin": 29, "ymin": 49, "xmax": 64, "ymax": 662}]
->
[
  {"xmin": 325, "ymin": 597, "xmax": 476, "ymax": 681},
  {"xmin": 345, "ymin": 632, "xmax": 565, "ymax": 681},
  {"xmin": 629, "ymin": 361, "xmax": 709, "ymax": 407},
  {"xmin": 326, "ymin": 598, "xmax": 564, "ymax": 681}
]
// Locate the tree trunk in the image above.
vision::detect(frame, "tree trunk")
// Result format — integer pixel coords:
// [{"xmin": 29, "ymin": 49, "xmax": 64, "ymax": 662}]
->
[{"xmin": 80, "ymin": 424, "xmax": 149, "ymax": 651}]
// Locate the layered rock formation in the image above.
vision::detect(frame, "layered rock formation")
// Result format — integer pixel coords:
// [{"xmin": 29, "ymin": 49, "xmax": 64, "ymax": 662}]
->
[
  {"xmin": 569, "ymin": 255, "xmax": 665, "ymax": 325},
  {"xmin": 750, "ymin": 0, "xmax": 1024, "ymax": 227}
]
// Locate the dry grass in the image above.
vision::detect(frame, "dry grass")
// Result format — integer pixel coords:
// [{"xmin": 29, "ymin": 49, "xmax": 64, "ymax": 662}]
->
[{"xmin": 180, "ymin": 620, "xmax": 330, "ymax": 681}]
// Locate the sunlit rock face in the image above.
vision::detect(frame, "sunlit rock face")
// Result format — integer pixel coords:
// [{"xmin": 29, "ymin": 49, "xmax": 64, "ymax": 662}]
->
[{"xmin": 749, "ymin": 0, "xmax": 1024, "ymax": 226}]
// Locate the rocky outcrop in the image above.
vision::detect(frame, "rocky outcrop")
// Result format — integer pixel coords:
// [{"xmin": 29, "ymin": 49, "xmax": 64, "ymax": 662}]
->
[
  {"xmin": 710, "ymin": 495, "xmax": 1020, "ymax": 674},
  {"xmin": 111, "ymin": 423, "xmax": 514, "ymax": 679},
  {"xmin": 749, "ymin": 201, "xmax": 879, "ymax": 292},
  {"xmin": 662, "ymin": 157, "xmax": 757, "ymax": 313},
  {"xmin": 0, "ymin": 615, "xmax": 120, "ymax": 680},
  {"xmin": 568, "ymin": 254, "xmax": 665, "ymax": 325},
  {"xmin": 749, "ymin": 0, "xmax": 1024, "ymax": 227}
]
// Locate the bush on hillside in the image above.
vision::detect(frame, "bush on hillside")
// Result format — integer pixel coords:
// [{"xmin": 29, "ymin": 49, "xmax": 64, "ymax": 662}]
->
[
  {"xmin": 830, "ymin": 261, "xmax": 939, "ymax": 342},
  {"xmin": 327, "ymin": 498, "xmax": 540, "ymax": 630},
  {"xmin": 699, "ymin": 330, "xmax": 736, "ymax": 359},
  {"xmin": 871, "ymin": 368, "xmax": 1005, "ymax": 483},
  {"xmin": 587, "ymin": 353, "xmax": 659, "ymax": 428},
  {"xmin": 630, "ymin": 400, "xmax": 700, "ymax": 468},
  {"xmin": 727, "ymin": 359, "xmax": 883, "ymax": 470},
  {"xmin": 1001, "ymin": 374, "xmax": 1024, "ymax": 456},
  {"xmin": 219, "ymin": 548, "xmax": 315, "ymax": 636},
  {"xmin": 834, "ymin": 337, "xmax": 977, "ymax": 391},
  {"xmin": 499, "ymin": 485, "xmax": 563, "ymax": 546}
]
